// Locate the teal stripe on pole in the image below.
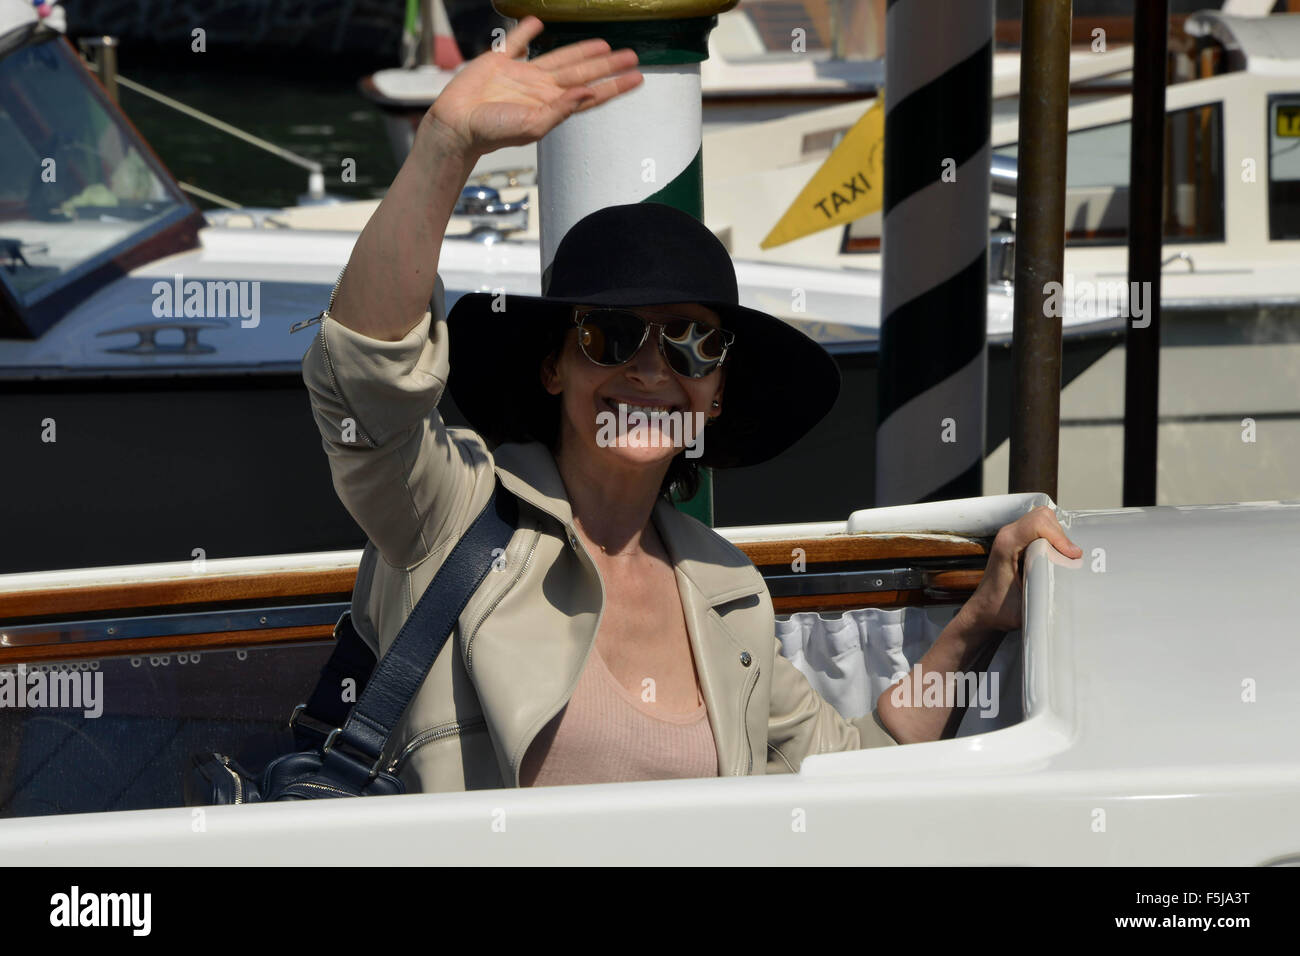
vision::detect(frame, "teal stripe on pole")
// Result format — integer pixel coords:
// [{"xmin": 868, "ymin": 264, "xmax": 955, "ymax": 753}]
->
[{"xmin": 522, "ymin": 9, "xmax": 719, "ymax": 523}]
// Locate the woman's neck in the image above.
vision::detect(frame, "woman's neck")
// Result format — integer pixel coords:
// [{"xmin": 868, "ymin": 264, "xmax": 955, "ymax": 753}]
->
[{"xmin": 553, "ymin": 440, "xmax": 670, "ymax": 557}]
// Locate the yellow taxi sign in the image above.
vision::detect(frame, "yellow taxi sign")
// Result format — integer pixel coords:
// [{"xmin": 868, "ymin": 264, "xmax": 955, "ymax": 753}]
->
[
  {"xmin": 761, "ymin": 97, "xmax": 885, "ymax": 249},
  {"xmin": 1277, "ymin": 104, "xmax": 1300, "ymax": 138}
]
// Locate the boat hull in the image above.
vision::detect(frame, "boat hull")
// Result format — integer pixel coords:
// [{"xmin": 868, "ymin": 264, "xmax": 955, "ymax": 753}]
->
[{"xmin": 1, "ymin": 330, "xmax": 1120, "ymax": 574}]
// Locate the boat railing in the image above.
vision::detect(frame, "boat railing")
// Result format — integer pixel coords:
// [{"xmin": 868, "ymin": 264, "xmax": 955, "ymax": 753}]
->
[{"xmin": 0, "ymin": 532, "xmax": 989, "ymax": 668}]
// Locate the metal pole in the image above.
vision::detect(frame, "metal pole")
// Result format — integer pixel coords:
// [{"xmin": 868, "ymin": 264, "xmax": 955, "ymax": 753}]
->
[
  {"xmin": 100, "ymin": 37, "xmax": 119, "ymax": 106},
  {"xmin": 421, "ymin": 0, "xmax": 435, "ymax": 66},
  {"xmin": 1122, "ymin": 0, "xmax": 1169, "ymax": 507},
  {"xmin": 1007, "ymin": 0, "xmax": 1071, "ymax": 499}
]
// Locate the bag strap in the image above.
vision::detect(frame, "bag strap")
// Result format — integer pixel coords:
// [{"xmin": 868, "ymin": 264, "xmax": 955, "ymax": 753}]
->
[
  {"xmin": 290, "ymin": 610, "xmax": 376, "ymax": 751},
  {"xmin": 317, "ymin": 477, "xmax": 518, "ymax": 788}
]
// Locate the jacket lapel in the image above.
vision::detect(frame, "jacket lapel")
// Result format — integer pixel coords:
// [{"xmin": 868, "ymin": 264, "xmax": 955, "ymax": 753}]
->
[
  {"xmin": 651, "ymin": 499, "xmax": 768, "ymax": 776},
  {"xmin": 491, "ymin": 441, "xmax": 576, "ymax": 528}
]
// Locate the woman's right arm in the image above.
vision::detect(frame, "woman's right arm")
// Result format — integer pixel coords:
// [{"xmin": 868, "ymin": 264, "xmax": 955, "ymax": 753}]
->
[
  {"xmin": 301, "ymin": 17, "xmax": 642, "ymax": 569},
  {"xmin": 329, "ymin": 15, "xmax": 642, "ymax": 342}
]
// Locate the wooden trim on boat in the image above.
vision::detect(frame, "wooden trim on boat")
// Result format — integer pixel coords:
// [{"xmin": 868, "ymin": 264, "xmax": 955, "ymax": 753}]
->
[
  {"xmin": 740, "ymin": 534, "xmax": 986, "ymax": 568},
  {"xmin": 923, "ymin": 569, "xmax": 986, "ymax": 592},
  {"xmin": 0, "ymin": 625, "xmax": 331, "ymax": 666},
  {"xmin": 0, "ymin": 534, "xmax": 988, "ymax": 662},
  {"xmin": 1, "ymin": 535, "xmax": 986, "ymax": 618},
  {"xmin": 774, "ymin": 588, "xmax": 970, "ymax": 614},
  {"xmin": 0, "ymin": 569, "xmax": 356, "ymax": 619}
]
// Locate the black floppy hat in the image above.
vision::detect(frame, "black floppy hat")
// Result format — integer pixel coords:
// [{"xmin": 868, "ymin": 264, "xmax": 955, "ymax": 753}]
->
[{"xmin": 445, "ymin": 202, "xmax": 840, "ymax": 469}]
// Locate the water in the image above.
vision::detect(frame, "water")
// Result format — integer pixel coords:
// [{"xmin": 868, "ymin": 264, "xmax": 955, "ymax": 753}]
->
[{"xmin": 117, "ymin": 65, "xmax": 401, "ymax": 210}]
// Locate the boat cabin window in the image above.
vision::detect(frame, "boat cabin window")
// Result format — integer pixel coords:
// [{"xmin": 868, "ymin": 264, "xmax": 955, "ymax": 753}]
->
[
  {"xmin": 0, "ymin": 37, "xmax": 192, "ymax": 336},
  {"xmin": 994, "ymin": 102, "xmax": 1225, "ymax": 246},
  {"xmin": 1268, "ymin": 94, "xmax": 1300, "ymax": 240}
]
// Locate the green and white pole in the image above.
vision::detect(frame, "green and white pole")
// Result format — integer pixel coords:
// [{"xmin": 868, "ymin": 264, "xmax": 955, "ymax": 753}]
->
[{"xmin": 495, "ymin": 0, "xmax": 730, "ymax": 525}]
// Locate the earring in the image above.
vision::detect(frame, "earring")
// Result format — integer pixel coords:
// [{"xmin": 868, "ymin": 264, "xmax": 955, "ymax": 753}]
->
[{"xmin": 711, "ymin": 400, "xmax": 720, "ymax": 408}]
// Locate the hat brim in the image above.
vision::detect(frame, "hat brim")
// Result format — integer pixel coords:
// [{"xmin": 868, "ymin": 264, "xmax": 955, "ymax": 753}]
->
[{"xmin": 445, "ymin": 291, "xmax": 840, "ymax": 469}]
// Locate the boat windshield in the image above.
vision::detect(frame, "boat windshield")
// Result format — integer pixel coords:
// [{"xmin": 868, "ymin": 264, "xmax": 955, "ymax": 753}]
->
[{"xmin": 0, "ymin": 37, "xmax": 191, "ymax": 330}]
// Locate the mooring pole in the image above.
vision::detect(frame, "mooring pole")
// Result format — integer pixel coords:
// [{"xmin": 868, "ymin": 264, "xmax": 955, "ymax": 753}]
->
[
  {"xmin": 875, "ymin": 0, "xmax": 993, "ymax": 506},
  {"xmin": 1007, "ymin": 0, "xmax": 1071, "ymax": 499},
  {"xmin": 497, "ymin": 0, "xmax": 727, "ymax": 525},
  {"xmin": 1122, "ymin": 0, "xmax": 1169, "ymax": 507},
  {"xmin": 100, "ymin": 37, "xmax": 119, "ymax": 106}
]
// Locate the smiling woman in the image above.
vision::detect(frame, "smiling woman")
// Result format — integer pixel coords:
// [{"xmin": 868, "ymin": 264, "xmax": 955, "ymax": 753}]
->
[
  {"xmin": 440, "ymin": 199, "xmax": 841, "ymax": 506},
  {"xmin": 300, "ymin": 15, "xmax": 1080, "ymax": 791}
]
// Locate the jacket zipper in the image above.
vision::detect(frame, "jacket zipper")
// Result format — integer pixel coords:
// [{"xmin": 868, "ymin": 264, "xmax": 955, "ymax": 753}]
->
[
  {"xmin": 281, "ymin": 780, "xmax": 355, "ymax": 798},
  {"xmin": 291, "ymin": 265, "xmax": 347, "ymax": 334},
  {"xmin": 319, "ymin": 322, "xmax": 341, "ymax": 401},
  {"xmin": 738, "ymin": 664, "xmax": 759, "ymax": 775},
  {"xmin": 464, "ymin": 529, "xmax": 539, "ymax": 675},
  {"xmin": 218, "ymin": 754, "xmax": 244, "ymax": 805},
  {"xmin": 386, "ymin": 715, "xmax": 488, "ymax": 775},
  {"xmin": 316, "ymin": 295, "xmax": 375, "ymax": 448},
  {"xmin": 312, "ymin": 266, "xmax": 348, "ymax": 417}
]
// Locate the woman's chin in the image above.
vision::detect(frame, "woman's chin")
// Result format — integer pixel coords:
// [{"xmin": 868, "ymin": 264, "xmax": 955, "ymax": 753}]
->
[{"xmin": 595, "ymin": 437, "xmax": 680, "ymax": 469}]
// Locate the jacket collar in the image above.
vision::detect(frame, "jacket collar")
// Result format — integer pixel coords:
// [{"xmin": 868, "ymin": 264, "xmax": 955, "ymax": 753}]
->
[
  {"xmin": 492, "ymin": 440, "xmax": 766, "ymax": 606},
  {"xmin": 492, "ymin": 440, "xmax": 576, "ymax": 525}
]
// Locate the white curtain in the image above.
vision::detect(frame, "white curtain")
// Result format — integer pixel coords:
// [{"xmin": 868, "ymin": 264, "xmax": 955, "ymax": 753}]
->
[{"xmin": 776, "ymin": 607, "xmax": 1023, "ymax": 736}]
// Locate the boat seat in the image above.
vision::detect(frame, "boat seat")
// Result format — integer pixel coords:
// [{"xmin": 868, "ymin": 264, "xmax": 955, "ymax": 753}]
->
[{"xmin": 777, "ymin": 606, "xmax": 1023, "ymax": 736}]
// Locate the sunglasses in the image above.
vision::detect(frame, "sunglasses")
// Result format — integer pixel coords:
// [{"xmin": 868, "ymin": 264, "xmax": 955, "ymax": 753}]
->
[{"xmin": 572, "ymin": 307, "xmax": 734, "ymax": 379}]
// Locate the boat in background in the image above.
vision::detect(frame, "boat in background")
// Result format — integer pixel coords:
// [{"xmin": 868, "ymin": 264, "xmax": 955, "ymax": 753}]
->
[
  {"xmin": 361, "ymin": 0, "xmax": 888, "ymax": 170},
  {"xmin": 0, "ymin": 2, "xmax": 1031, "ymax": 575},
  {"xmin": 702, "ymin": 9, "xmax": 1300, "ymax": 508},
  {"xmin": 361, "ymin": 0, "xmax": 1142, "ymax": 172}
]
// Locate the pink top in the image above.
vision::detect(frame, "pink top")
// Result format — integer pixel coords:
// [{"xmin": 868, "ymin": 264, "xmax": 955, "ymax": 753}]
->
[{"xmin": 520, "ymin": 644, "xmax": 719, "ymax": 787}]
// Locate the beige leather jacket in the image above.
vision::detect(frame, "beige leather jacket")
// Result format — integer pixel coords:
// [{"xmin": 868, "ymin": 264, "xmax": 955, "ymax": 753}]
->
[{"xmin": 300, "ymin": 273, "xmax": 897, "ymax": 792}]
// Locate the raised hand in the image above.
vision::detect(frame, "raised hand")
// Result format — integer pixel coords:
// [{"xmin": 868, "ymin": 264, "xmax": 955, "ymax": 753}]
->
[{"xmin": 429, "ymin": 15, "xmax": 644, "ymax": 158}]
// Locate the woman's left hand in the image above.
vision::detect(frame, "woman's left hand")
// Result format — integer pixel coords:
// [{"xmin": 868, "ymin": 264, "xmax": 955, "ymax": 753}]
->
[{"xmin": 960, "ymin": 506, "xmax": 1081, "ymax": 634}]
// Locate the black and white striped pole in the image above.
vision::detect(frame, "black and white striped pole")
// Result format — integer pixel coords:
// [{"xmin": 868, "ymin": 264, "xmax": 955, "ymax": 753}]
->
[{"xmin": 875, "ymin": 0, "xmax": 993, "ymax": 505}]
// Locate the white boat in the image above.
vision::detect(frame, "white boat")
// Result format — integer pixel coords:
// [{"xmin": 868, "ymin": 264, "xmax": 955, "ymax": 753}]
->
[
  {"xmin": 361, "ymin": 0, "xmax": 1138, "ymax": 172},
  {"xmin": 3, "ymin": 1, "xmax": 1298, "ymax": 868},
  {"xmin": 2, "ymin": 492, "xmax": 1298, "ymax": 865},
  {"xmin": 361, "ymin": 0, "xmax": 887, "ymax": 171},
  {"xmin": 704, "ymin": 10, "xmax": 1300, "ymax": 509}
]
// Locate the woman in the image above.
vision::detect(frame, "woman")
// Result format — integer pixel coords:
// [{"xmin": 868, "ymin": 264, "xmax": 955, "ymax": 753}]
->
[{"xmin": 302, "ymin": 16, "xmax": 1081, "ymax": 791}]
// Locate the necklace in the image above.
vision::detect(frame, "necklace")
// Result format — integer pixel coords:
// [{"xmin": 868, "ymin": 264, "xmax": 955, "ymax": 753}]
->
[
  {"xmin": 596, "ymin": 542, "xmax": 637, "ymax": 557},
  {"xmin": 575, "ymin": 516, "xmax": 656, "ymax": 558},
  {"xmin": 578, "ymin": 526, "xmax": 640, "ymax": 557}
]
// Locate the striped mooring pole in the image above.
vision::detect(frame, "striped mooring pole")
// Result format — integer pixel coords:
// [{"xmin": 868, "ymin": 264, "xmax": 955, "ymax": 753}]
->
[
  {"xmin": 494, "ymin": 0, "xmax": 727, "ymax": 526},
  {"xmin": 875, "ymin": 0, "xmax": 994, "ymax": 505}
]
